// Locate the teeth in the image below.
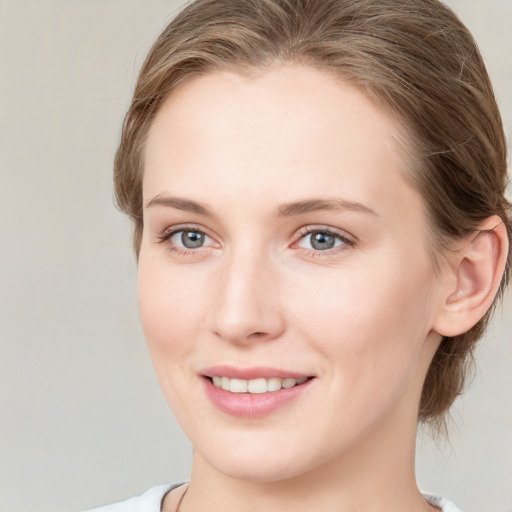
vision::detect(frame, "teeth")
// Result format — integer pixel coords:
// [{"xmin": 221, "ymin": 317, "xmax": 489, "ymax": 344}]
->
[
  {"xmin": 229, "ymin": 378, "xmax": 248, "ymax": 393},
  {"xmin": 211, "ymin": 376, "xmax": 308, "ymax": 393},
  {"xmin": 247, "ymin": 378, "xmax": 267, "ymax": 394},
  {"xmin": 282, "ymin": 378, "xmax": 296, "ymax": 389},
  {"xmin": 267, "ymin": 377, "xmax": 282, "ymax": 392}
]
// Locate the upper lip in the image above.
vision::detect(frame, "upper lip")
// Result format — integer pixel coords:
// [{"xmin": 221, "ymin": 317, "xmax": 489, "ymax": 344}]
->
[{"xmin": 201, "ymin": 365, "xmax": 312, "ymax": 380}]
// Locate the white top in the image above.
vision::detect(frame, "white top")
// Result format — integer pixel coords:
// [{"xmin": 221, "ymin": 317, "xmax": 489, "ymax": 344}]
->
[
  {"xmin": 84, "ymin": 484, "xmax": 178, "ymax": 512},
  {"xmin": 84, "ymin": 484, "xmax": 462, "ymax": 512}
]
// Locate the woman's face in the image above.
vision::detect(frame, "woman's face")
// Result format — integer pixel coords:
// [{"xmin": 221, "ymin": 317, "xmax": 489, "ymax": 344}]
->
[{"xmin": 138, "ymin": 65, "xmax": 445, "ymax": 481}]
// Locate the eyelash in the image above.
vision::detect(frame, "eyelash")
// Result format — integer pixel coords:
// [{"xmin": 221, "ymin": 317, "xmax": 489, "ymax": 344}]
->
[
  {"xmin": 291, "ymin": 226, "xmax": 355, "ymax": 256},
  {"xmin": 157, "ymin": 224, "xmax": 356, "ymax": 257},
  {"xmin": 157, "ymin": 224, "xmax": 214, "ymax": 255}
]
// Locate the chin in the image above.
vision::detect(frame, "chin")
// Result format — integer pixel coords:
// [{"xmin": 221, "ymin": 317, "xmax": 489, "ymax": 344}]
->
[
  {"xmin": 193, "ymin": 428, "xmax": 332, "ymax": 484},
  {"xmin": 210, "ymin": 455, "xmax": 309, "ymax": 483}
]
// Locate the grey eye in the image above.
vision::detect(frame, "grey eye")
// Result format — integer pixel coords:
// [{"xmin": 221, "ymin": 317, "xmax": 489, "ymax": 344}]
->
[
  {"xmin": 310, "ymin": 232, "xmax": 336, "ymax": 250},
  {"xmin": 298, "ymin": 230, "xmax": 345, "ymax": 251},
  {"xmin": 172, "ymin": 230, "xmax": 206, "ymax": 249}
]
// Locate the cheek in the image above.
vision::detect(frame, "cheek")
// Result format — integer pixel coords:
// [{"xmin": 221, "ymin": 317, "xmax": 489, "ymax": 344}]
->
[
  {"xmin": 288, "ymin": 267, "xmax": 435, "ymax": 436},
  {"xmin": 136, "ymin": 258, "xmax": 214, "ymax": 424},
  {"xmin": 137, "ymin": 258, "xmax": 208, "ymax": 360},
  {"xmin": 288, "ymin": 255, "xmax": 436, "ymax": 376}
]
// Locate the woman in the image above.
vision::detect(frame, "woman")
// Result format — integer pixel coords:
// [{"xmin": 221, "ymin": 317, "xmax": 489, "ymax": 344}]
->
[{"xmin": 87, "ymin": 0, "xmax": 511, "ymax": 510}]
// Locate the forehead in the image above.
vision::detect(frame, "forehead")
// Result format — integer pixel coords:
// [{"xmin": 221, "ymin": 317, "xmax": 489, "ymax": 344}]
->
[
  {"xmin": 143, "ymin": 65, "xmax": 420, "ymax": 221},
  {"xmin": 146, "ymin": 65, "xmax": 405, "ymax": 153}
]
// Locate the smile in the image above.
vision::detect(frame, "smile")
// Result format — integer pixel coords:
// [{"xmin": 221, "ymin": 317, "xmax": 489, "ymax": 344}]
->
[
  {"xmin": 211, "ymin": 376, "xmax": 309, "ymax": 393},
  {"xmin": 202, "ymin": 368, "xmax": 315, "ymax": 418}
]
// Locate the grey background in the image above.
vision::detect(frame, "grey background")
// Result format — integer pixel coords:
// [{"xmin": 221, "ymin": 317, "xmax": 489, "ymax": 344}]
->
[{"xmin": 0, "ymin": 1, "xmax": 510, "ymax": 511}]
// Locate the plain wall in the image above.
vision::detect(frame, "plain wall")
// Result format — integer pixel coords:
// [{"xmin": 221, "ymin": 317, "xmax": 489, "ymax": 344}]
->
[{"xmin": 0, "ymin": 1, "xmax": 510, "ymax": 511}]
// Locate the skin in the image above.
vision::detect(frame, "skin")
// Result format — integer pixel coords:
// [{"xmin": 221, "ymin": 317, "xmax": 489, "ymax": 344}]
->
[{"xmin": 138, "ymin": 65, "xmax": 452, "ymax": 512}]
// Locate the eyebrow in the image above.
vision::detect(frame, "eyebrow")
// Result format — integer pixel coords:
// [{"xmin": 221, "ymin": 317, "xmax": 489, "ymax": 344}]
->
[
  {"xmin": 276, "ymin": 198, "xmax": 378, "ymax": 218},
  {"xmin": 145, "ymin": 195, "xmax": 378, "ymax": 218},
  {"xmin": 145, "ymin": 195, "xmax": 212, "ymax": 216}
]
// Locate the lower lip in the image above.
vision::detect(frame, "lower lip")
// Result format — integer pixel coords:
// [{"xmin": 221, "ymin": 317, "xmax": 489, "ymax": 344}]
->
[{"xmin": 202, "ymin": 378, "xmax": 313, "ymax": 418}]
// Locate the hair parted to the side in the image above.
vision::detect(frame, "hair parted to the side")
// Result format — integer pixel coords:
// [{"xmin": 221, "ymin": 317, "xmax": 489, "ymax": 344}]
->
[{"xmin": 114, "ymin": 0, "xmax": 511, "ymax": 429}]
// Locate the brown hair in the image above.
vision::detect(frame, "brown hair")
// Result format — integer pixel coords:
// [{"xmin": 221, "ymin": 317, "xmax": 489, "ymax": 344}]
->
[{"xmin": 114, "ymin": 0, "xmax": 511, "ymax": 427}]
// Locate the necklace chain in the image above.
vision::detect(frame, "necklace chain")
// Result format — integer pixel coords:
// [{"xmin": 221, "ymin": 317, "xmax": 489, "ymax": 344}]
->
[{"xmin": 174, "ymin": 484, "xmax": 188, "ymax": 512}]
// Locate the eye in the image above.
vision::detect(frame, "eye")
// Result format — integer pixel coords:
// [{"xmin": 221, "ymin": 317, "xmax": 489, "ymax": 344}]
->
[
  {"xmin": 158, "ymin": 225, "xmax": 218, "ymax": 253},
  {"xmin": 295, "ymin": 227, "xmax": 354, "ymax": 253},
  {"xmin": 171, "ymin": 229, "xmax": 208, "ymax": 249}
]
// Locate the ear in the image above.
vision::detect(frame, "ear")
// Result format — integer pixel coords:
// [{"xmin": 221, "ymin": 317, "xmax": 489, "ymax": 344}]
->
[{"xmin": 433, "ymin": 215, "xmax": 509, "ymax": 338}]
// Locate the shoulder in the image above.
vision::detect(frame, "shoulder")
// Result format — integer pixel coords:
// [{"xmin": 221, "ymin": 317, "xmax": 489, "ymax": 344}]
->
[
  {"xmin": 83, "ymin": 483, "xmax": 181, "ymax": 512},
  {"xmin": 423, "ymin": 494, "xmax": 463, "ymax": 512}
]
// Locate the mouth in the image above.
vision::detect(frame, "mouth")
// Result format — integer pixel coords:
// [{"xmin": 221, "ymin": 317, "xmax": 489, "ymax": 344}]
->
[
  {"xmin": 208, "ymin": 375, "xmax": 310, "ymax": 394},
  {"xmin": 200, "ymin": 367, "xmax": 315, "ymax": 417}
]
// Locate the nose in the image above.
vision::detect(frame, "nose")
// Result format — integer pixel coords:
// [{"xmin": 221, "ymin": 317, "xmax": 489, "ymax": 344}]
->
[{"xmin": 208, "ymin": 249, "xmax": 286, "ymax": 345}]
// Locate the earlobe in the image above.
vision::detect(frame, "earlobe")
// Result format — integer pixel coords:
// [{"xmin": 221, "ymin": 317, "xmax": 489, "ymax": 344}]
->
[{"xmin": 433, "ymin": 215, "xmax": 509, "ymax": 338}]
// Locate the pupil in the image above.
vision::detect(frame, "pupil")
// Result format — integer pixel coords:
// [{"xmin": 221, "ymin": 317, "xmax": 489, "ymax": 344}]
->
[
  {"xmin": 182, "ymin": 231, "xmax": 204, "ymax": 248},
  {"xmin": 311, "ymin": 232, "xmax": 335, "ymax": 250}
]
